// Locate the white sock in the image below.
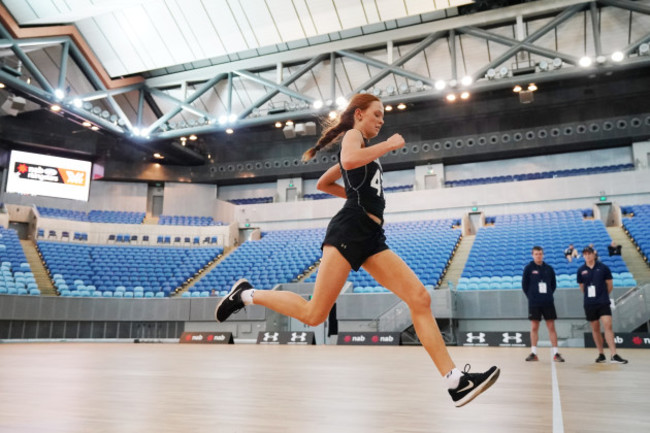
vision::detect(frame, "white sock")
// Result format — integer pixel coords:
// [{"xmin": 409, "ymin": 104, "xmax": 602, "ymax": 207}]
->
[
  {"xmin": 445, "ymin": 368, "xmax": 462, "ymax": 389},
  {"xmin": 553, "ymin": 347, "xmax": 558, "ymax": 355},
  {"xmin": 531, "ymin": 346, "xmax": 537, "ymax": 355},
  {"xmin": 241, "ymin": 289, "xmax": 255, "ymax": 306}
]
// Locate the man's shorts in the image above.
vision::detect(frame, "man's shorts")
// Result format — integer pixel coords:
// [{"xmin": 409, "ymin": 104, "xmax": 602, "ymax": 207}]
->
[
  {"xmin": 322, "ymin": 206, "xmax": 388, "ymax": 271},
  {"xmin": 584, "ymin": 303, "xmax": 612, "ymax": 322},
  {"xmin": 528, "ymin": 304, "xmax": 557, "ymax": 321}
]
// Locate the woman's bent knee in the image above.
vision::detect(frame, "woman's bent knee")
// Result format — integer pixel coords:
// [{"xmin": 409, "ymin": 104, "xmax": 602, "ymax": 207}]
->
[{"xmin": 406, "ymin": 287, "xmax": 431, "ymax": 312}]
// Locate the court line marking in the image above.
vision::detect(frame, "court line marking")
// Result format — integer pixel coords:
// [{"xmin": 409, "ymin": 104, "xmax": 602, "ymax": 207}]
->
[{"xmin": 551, "ymin": 357, "xmax": 565, "ymax": 433}]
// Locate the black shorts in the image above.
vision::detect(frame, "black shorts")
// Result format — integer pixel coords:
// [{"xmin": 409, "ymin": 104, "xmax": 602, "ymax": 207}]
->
[
  {"xmin": 322, "ymin": 206, "xmax": 388, "ymax": 271},
  {"xmin": 584, "ymin": 304, "xmax": 612, "ymax": 322},
  {"xmin": 528, "ymin": 304, "xmax": 557, "ymax": 321}
]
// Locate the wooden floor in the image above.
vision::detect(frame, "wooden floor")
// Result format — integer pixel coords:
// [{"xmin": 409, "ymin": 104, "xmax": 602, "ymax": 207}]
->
[{"xmin": 0, "ymin": 344, "xmax": 648, "ymax": 433}]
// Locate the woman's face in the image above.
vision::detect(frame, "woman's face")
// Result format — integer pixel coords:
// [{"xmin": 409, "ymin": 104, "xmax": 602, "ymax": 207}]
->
[{"xmin": 355, "ymin": 101, "xmax": 384, "ymax": 139}]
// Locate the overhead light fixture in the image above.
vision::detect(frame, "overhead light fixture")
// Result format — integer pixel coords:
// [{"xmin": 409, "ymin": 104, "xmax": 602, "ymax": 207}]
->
[
  {"xmin": 513, "ymin": 85, "xmax": 522, "ymax": 93},
  {"xmin": 54, "ymin": 89, "xmax": 65, "ymax": 100},
  {"xmin": 639, "ymin": 43, "xmax": 649, "ymax": 56},
  {"xmin": 527, "ymin": 83, "xmax": 538, "ymax": 91},
  {"xmin": 385, "ymin": 105, "xmax": 393, "ymax": 112},
  {"xmin": 218, "ymin": 115, "xmax": 227, "ymax": 125},
  {"xmin": 552, "ymin": 57, "xmax": 563, "ymax": 68},
  {"xmin": 328, "ymin": 110, "xmax": 338, "ymax": 119},
  {"xmin": 611, "ymin": 51, "xmax": 624, "ymax": 62},
  {"xmin": 336, "ymin": 96, "xmax": 347, "ymax": 109},
  {"xmin": 189, "ymin": 134, "xmax": 197, "ymax": 141},
  {"xmin": 579, "ymin": 56, "xmax": 592, "ymax": 67},
  {"xmin": 385, "ymin": 85, "xmax": 396, "ymax": 96},
  {"xmin": 537, "ymin": 60, "xmax": 549, "ymax": 71},
  {"xmin": 225, "ymin": 128, "xmax": 234, "ymax": 134},
  {"xmin": 0, "ymin": 83, "xmax": 4, "ymax": 89},
  {"xmin": 461, "ymin": 76, "xmax": 473, "ymax": 86},
  {"xmin": 414, "ymin": 80, "xmax": 424, "ymax": 91},
  {"xmin": 153, "ymin": 153, "xmax": 164, "ymax": 159},
  {"xmin": 50, "ymin": 104, "xmax": 62, "ymax": 112},
  {"xmin": 82, "ymin": 121, "xmax": 91, "ymax": 127},
  {"xmin": 72, "ymin": 98, "xmax": 82, "ymax": 108},
  {"xmin": 396, "ymin": 103, "xmax": 406, "ymax": 110},
  {"xmin": 285, "ymin": 120, "xmax": 294, "ymax": 126},
  {"xmin": 485, "ymin": 68, "xmax": 496, "ymax": 79},
  {"xmin": 499, "ymin": 66, "xmax": 509, "ymax": 78},
  {"xmin": 313, "ymin": 100, "xmax": 324, "ymax": 109},
  {"xmin": 398, "ymin": 83, "xmax": 409, "ymax": 94},
  {"xmin": 275, "ymin": 121, "xmax": 283, "ymax": 128},
  {"xmin": 371, "ymin": 87, "xmax": 382, "ymax": 97},
  {"xmin": 460, "ymin": 91, "xmax": 470, "ymax": 100},
  {"xmin": 91, "ymin": 126, "xmax": 99, "ymax": 131},
  {"xmin": 446, "ymin": 94, "xmax": 456, "ymax": 102},
  {"xmin": 434, "ymin": 80, "xmax": 446, "ymax": 90},
  {"xmin": 180, "ymin": 136, "xmax": 187, "ymax": 142}
]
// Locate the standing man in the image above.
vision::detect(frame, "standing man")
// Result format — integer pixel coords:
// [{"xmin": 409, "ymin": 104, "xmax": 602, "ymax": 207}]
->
[
  {"xmin": 577, "ymin": 246, "xmax": 628, "ymax": 364},
  {"xmin": 522, "ymin": 246, "xmax": 564, "ymax": 362}
]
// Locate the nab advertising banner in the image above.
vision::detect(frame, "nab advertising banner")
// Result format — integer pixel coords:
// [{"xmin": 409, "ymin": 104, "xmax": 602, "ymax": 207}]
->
[
  {"xmin": 337, "ymin": 332, "xmax": 401, "ymax": 346},
  {"xmin": 461, "ymin": 331, "xmax": 530, "ymax": 347},
  {"xmin": 584, "ymin": 332, "xmax": 650, "ymax": 349},
  {"xmin": 257, "ymin": 331, "xmax": 316, "ymax": 345},
  {"xmin": 179, "ymin": 332, "xmax": 234, "ymax": 344}
]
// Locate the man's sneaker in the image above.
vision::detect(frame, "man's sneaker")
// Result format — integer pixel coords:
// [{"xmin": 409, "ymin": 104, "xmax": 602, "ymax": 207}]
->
[
  {"xmin": 553, "ymin": 353, "xmax": 565, "ymax": 363},
  {"xmin": 215, "ymin": 279, "xmax": 252, "ymax": 323},
  {"xmin": 595, "ymin": 353, "xmax": 607, "ymax": 363},
  {"xmin": 610, "ymin": 354, "xmax": 628, "ymax": 364},
  {"xmin": 525, "ymin": 353, "xmax": 538, "ymax": 362},
  {"xmin": 448, "ymin": 364, "xmax": 500, "ymax": 407}
]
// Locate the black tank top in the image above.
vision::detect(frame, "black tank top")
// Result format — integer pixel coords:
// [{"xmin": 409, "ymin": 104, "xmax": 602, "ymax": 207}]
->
[{"xmin": 338, "ymin": 134, "xmax": 386, "ymax": 221}]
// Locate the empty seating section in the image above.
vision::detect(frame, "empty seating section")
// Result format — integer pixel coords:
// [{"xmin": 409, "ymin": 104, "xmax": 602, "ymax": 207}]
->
[
  {"xmin": 304, "ymin": 185, "xmax": 413, "ymax": 200},
  {"xmin": 192, "ymin": 228, "xmax": 325, "ymax": 297},
  {"xmin": 38, "ymin": 206, "xmax": 88, "ymax": 221},
  {"xmin": 0, "ymin": 228, "xmax": 37, "ymax": 296},
  {"xmin": 37, "ymin": 242, "xmax": 222, "ymax": 298},
  {"xmin": 457, "ymin": 210, "xmax": 636, "ymax": 291},
  {"xmin": 622, "ymin": 204, "xmax": 650, "ymax": 266},
  {"xmin": 88, "ymin": 210, "xmax": 145, "ymax": 224},
  {"xmin": 446, "ymin": 163, "xmax": 635, "ymax": 187},
  {"xmin": 158, "ymin": 215, "xmax": 223, "ymax": 226},
  {"xmin": 303, "ymin": 193, "xmax": 336, "ymax": 200},
  {"xmin": 229, "ymin": 197, "xmax": 273, "ymax": 205},
  {"xmin": 306, "ymin": 219, "xmax": 461, "ymax": 293},
  {"xmin": 384, "ymin": 184, "xmax": 413, "ymax": 193}
]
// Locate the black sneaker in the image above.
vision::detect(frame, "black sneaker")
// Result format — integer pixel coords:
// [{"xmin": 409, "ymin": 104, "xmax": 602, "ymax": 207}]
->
[
  {"xmin": 448, "ymin": 364, "xmax": 500, "ymax": 407},
  {"xmin": 611, "ymin": 354, "xmax": 628, "ymax": 364},
  {"xmin": 553, "ymin": 353, "xmax": 565, "ymax": 363},
  {"xmin": 215, "ymin": 279, "xmax": 252, "ymax": 322},
  {"xmin": 525, "ymin": 353, "xmax": 538, "ymax": 362},
  {"xmin": 595, "ymin": 353, "xmax": 607, "ymax": 363}
]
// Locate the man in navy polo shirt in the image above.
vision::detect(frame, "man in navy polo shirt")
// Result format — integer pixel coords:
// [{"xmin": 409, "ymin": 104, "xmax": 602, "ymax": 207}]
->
[
  {"xmin": 577, "ymin": 246, "xmax": 628, "ymax": 364},
  {"xmin": 522, "ymin": 246, "xmax": 564, "ymax": 362}
]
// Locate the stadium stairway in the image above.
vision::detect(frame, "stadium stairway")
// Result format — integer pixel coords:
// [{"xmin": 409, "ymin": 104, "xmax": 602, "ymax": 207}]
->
[
  {"xmin": 437, "ymin": 234, "xmax": 475, "ymax": 290},
  {"xmin": 21, "ymin": 240, "xmax": 56, "ymax": 296},
  {"xmin": 172, "ymin": 246, "xmax": 232, "ymax": 297},
  {"xmin": 143, "ymin": 216, "xmax": 159, "ymax": 225},
  {"xmin": 608, "ymin": 226, "xmax": 650, "ymax": 285}
]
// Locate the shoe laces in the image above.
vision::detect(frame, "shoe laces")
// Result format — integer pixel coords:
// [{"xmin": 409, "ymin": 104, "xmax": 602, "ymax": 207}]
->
[{"xmin": 461, "ymin": 363, "xmax": 472, "ymax": 375}]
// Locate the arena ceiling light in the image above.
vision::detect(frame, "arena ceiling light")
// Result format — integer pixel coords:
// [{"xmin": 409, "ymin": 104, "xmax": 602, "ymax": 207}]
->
[
  {"xmin": 434, "ymin": 80, "xmax": 446, "ymax": 90},
  {"xmin": 313, "ymin": 100, "xmax": 324, "ymax": 109},
  {"xmin": 460, "ymin": 92, "xmax": 470, "ymax": 100},
  {"xmin": 446, "ymin": 94, "xmax": 456, "ymax": 102},
  {"xmin": 639, "ymin": 43, "xmax": 649, "ymax": 56},
  {"xmin": 461, "ymin": 76, "xmax": 473, "ymax": 86},
  {"xmin": 611, "ymin": 51, "xmax": 624, "ymax": 62},
  {"xmin": 579, "ymin": 56, "xmax": 592, "ymax": 67},
  {"xmin": 385, "ymin": 105, "xmax": 393, "ymax": 112},
  {"xmin": 225, "ymin": 128, "xmax": 234, "ymax": 134}
]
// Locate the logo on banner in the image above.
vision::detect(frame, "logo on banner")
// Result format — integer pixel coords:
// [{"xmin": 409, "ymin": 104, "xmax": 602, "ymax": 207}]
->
[
  {"xmin": 466, "ymin": 332, "xmax": 486, "ymax": 343},
  {"xmin": 337, "ymin": 332, "xmax": 401, "ymax": 346},
  {"xmin": 14, "ymin": 161, "xmax": 87, "ymax": 186},
  {"xmin": 502, "ymin": 332, "xmax": 523, "ymax": 344},
  {"xmin": 263, "ymin": 332, "xmax": 280, "ymax": 343},
  {"xmin": 462, "ymin": 331, "xmax": 530, "ymax": 347},
  {"xmin": 257, "ymin": 331, "xmax": 315, "ymax": 345},
  {"xmin": 584, "ymin": 333, "xmax": 650, "ymax": 349},
  {"xmin": 179, "ymin": 332, "xmax": 233, "ymax": 344}
]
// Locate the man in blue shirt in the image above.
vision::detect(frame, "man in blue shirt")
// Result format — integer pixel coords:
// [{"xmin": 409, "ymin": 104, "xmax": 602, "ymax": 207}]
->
[
  {"xmin": 522, "ymin": 246, "xmax": 564, "ymax": 362},
  {"xmin": 577, "ymin": 246, "xmax": 628, "ymax": 364}
]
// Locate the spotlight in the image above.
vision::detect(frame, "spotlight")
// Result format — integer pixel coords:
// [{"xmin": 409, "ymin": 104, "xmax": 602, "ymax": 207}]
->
[
  {"xmin": 538, "ymin": 60, "xmax": 549, "ymax": 71},
  {"xmin": 460, "ymin": 91, "xmax": 470, "ymax": 100},
  {"xmin": 50, "ymin": 104, "xmax": 62, "ymax": 112},
  {"xmin": 446, "ymin": 94, "xmax": 456, "ymax": 102},
  {"xmin": 461, "ymin": 76, "xmax": 473, "ymax": 86},
  {"xmin": 335, "ymin": 97, "xmax": 347, "ymax": 108},
  {"xmin": 225, "ymin": 128, "xmax": 234, "ymax": 134},
  {"xmin": 313, "ymin": 100, "xmax": 323, "ymax": 109},
  {"xmin": 596, "ymin": 55, "xmax": 607, "ymax": 64},
  {"xmin": 399, "ymin": 83, "xmax": 409, "ymax": 94},
  {"xmin": 513, "ymin": 85, "xmax": 522, "ymax": 93},
  {"xmin": 611, "ymin": 51, "xmax": 624, "ymax": 62},
  {"xmin": 228, "ymin": 114, "xmax": 237, "ymax": 123},
  {"xmin": 385, "ymin": 105, "xmax": 393, "ymax": 112},
  {"xmin": 396, "ymin": 103, "xmax": 406, "ymax": 110},
  {"xmin": 189, "ymin": 134, "xmax": 197, "ymax": 141},
  {"xmin": 385, "ymin": 85, "xmax": 396, "ymax": 96},
  {"xmin": 72, "ymin": 98, "xmax": 82, "ymax": 108},
  {"xmin": 579, "ymin": 56, "xmax": 592, "ymax": 67},
  {"xmin": 499, "ymin": 66, "xmax": 509, "ymax": 78},
  {"xmin": 180, "ymin": 136, "xmax": 187, "ymax": 142},
  {"xmin": 54, "ymin": 88, "xmax": 65, "ymax": 100},
  {"xmin": 285, "ymin": 120, "xmax": 294, "ymax": 126},
  {"xmin": 552, "ymin": 57, "xmax": 563, "ymax": 68},
  {"xmin": 486, "ymin": 68, "xmax": 496, "ymax": 79},
  {"xmin": 639, "ymin": 43, "xmax": 649, "ymax": 56},
  {"xmin": 153, "ymin": 153, "xmax": 164, "ymax": 159},
  {"xmin": 434, "ymin": 80, "xmax": 446, "ymax": 90},
  {"xmin": 91, "ymin": 126, "xmax": 99, "ymax": 131},
  {"xmin": 371, "ymin": 88, "xmax": 382, "ymax": 96},
  {"xmin": 82, "ymin": 121, "xmax": 91, "ymax": 127},
  {"xmin": 218, "ymin": 115, "xmax": 227, "ymax": 125},
  {"xmin": 275, "ymin": 121, "xmax": 283, "ymax": 128},
  {"xmin": 0, "ymin": 83, "xmax": 5, "ymax": 89},
  {"xmin": 414, "ymin": 80, "xmax": 424, "ymax": 91},
  {"xmin": 328, "ymin": 111, "xmax": 338, "ymax": 119},
  {"xmin": 527, "ymin": 83, "xmax": 537, "ymax": 91}
]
